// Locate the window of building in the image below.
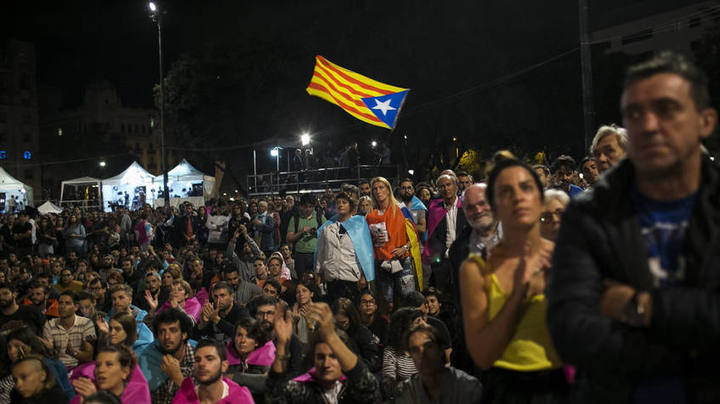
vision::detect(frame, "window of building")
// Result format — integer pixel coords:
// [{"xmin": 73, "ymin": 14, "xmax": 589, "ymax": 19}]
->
[
  {"xmin": 141, "ymin": 125, "xmax": 146, "ymax": 134},
  {"xmin": 121, "ymin": 123, "xmax": 125, "ymax": 133},
  {"xmin": 24, "ymin": 169, "xmax": 32, "ymax": 179},
  {"xmin": 23, "ymin": 133, "xmax": 30, "ymax": 143}
]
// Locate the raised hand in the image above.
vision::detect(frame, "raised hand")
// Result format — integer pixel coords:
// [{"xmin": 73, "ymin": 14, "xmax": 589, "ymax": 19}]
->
[
  {"xmin": 274, "ymin": 303, "xmax": 293, "ymax": 346},
  {"xmin": 145, "ymin": 290, "xmax": 158, "ymax": 311},
  {"xmin": 72, "ymin": 376, "xmax": 97, "ymax": 398},
  {"xmin": 307, "ymin": 302, "xmax": 335, "ymax": 341}
]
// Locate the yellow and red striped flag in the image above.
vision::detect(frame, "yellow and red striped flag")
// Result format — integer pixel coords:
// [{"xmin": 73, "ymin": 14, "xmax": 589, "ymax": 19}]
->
[{"xmin": 307, "ymin": 55, "xmax": 409, "ymax": 130}]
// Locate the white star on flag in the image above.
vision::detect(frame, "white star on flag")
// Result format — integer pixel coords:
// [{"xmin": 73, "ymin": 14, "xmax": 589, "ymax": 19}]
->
[{"xmin": 372, "ymin": 99, "xmax": 397, "ymax": 116}]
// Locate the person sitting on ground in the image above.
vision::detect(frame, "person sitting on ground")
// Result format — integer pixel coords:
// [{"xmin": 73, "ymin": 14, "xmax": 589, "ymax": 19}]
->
[
  {"xmin": 10, "ymin": 355, "xmax": 69, "ymax": 404},
  {"xmin": 540, "ymin": 189, "xmax": 570, "ymax": 242},
  {"xmin": 331, "ymin": 297, "xmax": 381, "ymax": 374},
  {"xmin": 170, "ymin": 339, "xmax": 253, "ymax": 404},
  {"xmin": 152, "ymin": 279, "xmax": 202, "ymax": 324},
  {"xmin": 225, "ymin": 318, "xmax": 274, "ymax": 403},
  {"xmin": 382, "ymin": 308, "xmax": 420, "ymax": 400},
  {"xmin": 290, "ymin": 281, "xmax": 317, "ymax": 350},
  {"xmin": 0, "ymin": 326, "xmax": 75, "ymax": 402},
  {"xmin": 94, "ymin": 311, "xmax": 152, "ymax": 355},
  {"xmin": 268, "ymin": 302, "xmax": 379, "ymax": 403},
  {"xmin": 70, "ymin": 344, "xmax": 150, "ymax": 404},
  {"xmin": 395, "ymin": 325, "xmax": 483, "ymax": 404},
  {"xmin": 358, "ymin": 291, "xmax": 388, "ymax": 346}
]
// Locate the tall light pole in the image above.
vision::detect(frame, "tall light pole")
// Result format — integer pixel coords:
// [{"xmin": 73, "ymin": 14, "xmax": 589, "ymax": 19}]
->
[
  {"xmin": 149, "ymin": 1, "xmax": 169, "ymax": 206},
  {"xmin": 579, "ymin": 0, "xmax": 595, "ymax": 151}
]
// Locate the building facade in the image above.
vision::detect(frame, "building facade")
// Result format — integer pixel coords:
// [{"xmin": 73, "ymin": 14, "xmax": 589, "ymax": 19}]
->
[
  {"xmin": 40, "ymin": 80, "xmax": 175, "ymax": 199},
  {"xmin": 0, "ymin": 39, "xmax": 41, "ymax": 201}
]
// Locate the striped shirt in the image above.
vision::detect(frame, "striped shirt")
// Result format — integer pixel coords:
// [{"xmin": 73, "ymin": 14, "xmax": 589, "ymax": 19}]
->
[{"xmin": 42, "ymin": 315, "xmax": 95, "ymax": 369}]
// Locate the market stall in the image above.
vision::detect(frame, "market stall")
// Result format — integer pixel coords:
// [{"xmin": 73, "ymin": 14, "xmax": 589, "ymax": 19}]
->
[
  {"xmin": 59, "ymin": 176, "xmax": 103, "ymax": 210},
  {"xmin": 0, "ymin": 167, "xmax": 33, "ymax": 212},
  {"xmin": 153, "ymin": 159, "xmax": 215, "ymax": 207},
  {"xmin": 101, "ymin": 161, "xmax": 159, "ymax": 211}
]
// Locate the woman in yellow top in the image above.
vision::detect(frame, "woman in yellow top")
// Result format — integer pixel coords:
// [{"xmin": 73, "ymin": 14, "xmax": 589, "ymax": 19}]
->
[{"xmin": 460, "ymin": 159, "xmax": 568, "ymax": 403}]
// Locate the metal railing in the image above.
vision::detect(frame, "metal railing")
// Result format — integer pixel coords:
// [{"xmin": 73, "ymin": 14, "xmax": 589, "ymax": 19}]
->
[{"xmin": 247, "ymin": 165, "xmax": 398, "ymax": 195}]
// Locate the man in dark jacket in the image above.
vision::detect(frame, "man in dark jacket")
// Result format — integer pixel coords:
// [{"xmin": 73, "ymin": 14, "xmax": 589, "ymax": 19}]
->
[
  {"xmin": 548, "ymin": 51, "xmax": 720, "ymax": 403},
  {"xmin": 425, "ymin": 174, "xmax": 468, "ymax": 293},
  {"xmin": 173, "ymin": 203, "xmax": 199, "ymax": 247}
]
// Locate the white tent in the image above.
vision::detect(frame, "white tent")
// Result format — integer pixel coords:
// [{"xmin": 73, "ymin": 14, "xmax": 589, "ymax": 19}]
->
[
  {"xmin": 102, "ymin": 161, "xmax": 160, "ymax": 211},
  {"xmin": 160, "ymin": 159, "xmax": 216, "ymax": 200},
  {"xmin": 37, "ymin": 201, "xmax": 64, "ymax": 215},
  {"xmin": 0, "ymin": 166, "xmax": 33, "ymax": 212},
  {"xmin": 59, "ymin": 176, "xmax": 103, "ymax": 208}
]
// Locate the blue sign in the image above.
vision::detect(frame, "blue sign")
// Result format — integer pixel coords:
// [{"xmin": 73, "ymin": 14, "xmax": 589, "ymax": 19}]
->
[
  {"xmin": 23, "ymin": 151, "xmax": 31, "ymax": 160},
  {"xmin": 0, "ymin": 151, "xmax": 6, "ymax": 160}
]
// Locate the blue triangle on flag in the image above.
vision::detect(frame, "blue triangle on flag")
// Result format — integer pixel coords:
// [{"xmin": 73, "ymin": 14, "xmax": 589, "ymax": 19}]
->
[{"xmin": 361, "ymin": 90, "xmax": 409, "ymax": 129}]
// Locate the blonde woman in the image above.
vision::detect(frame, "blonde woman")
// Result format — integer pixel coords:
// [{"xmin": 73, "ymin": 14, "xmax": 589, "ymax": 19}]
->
[{"xmin": 366, "ymin": 177, "xmax": 416, "ymax": 311}]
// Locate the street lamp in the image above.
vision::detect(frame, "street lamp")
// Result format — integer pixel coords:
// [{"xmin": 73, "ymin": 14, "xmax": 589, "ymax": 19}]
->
[
  {"xmin": 99, "ymin": 161, "xmax": 106, "ymax": 167},
  {"xmin": 301, "ymin": 133, "xmax": 311, "ymax": 146},
  {"xmin": 271, "ymin": 147, "xmax": 281, "ymax": 172},
  {"xmin": 148, "ymin": 1, "xmax": 169, "ymax": 206},
  {"xmin": 371, "ymin": 141, "xmax": 377, "ymax": 148}
]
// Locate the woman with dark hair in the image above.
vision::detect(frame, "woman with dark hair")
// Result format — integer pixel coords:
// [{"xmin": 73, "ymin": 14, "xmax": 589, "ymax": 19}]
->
[
  {"xmin": 0, "ymin": 326, "xmax": 75, "ymax": 402},
  {"xmin": 381, "ymin": 308, "xmax": 422, "ymax": 400},
  {"xmin": 226, "ymin": 318, "xmax": 275, "ymax": 403},
  {"xmin": 94, "ymin": 312, "xmax": 139, "ymax": 349},
  {"xmin": 358, "ymin": 291, "xmax": 389, "ymax": 346},
  {"xmin": 64, "ymin": 214, "xmax": 86, "ymax": 257},
  {"xmin": 10, "ymin": 355, "xmax": 68, "ymax": 404},
  {"xmin": 268, "ymin": 302, "xmax": 378, "ymax": 404},
  {"xmin": 151, "ymin": 279, "xmax": 202, "ymax": 323},
  {"xmin": 286, "ymin": 282, "xmax": 315, "ymax": 348},
  {"xmin": 37, "ymin": 216, "xmax": 57, "ymax": 258},
  {"xmin": 70, "ymin": 344, "xmax": 150, "ymax": 404},
  {"xmin": 461, "ymin": 159, "xmax": 567, "ymax": 403},
  {"xmin": 331, "ymin": 297, "xmax": 381, "ymax": 373}
]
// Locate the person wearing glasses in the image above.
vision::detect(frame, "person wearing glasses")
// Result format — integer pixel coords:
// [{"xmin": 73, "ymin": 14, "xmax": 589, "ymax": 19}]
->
[{"xmin": 540, "ymin": 189, "xmax": 570, "ymax": 242}]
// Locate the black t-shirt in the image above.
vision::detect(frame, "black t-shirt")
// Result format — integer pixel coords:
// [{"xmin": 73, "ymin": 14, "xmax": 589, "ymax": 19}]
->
[
  {"xmin": 11, "ymin": 222, "xmax": 33, "ymax": 248},
  {"xmin": 0, "ymin": 305, "xmax": 46, "ymax": 335}
]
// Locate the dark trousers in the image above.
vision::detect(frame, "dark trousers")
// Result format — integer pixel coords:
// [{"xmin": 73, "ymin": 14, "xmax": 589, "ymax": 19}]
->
[
  {"xmin": 325, "ymin": 279, "xmax": 360, "ymax": 305},
  {"xmin": 294, "ymin": 252, "xmax": 315, "ymax": 279}
]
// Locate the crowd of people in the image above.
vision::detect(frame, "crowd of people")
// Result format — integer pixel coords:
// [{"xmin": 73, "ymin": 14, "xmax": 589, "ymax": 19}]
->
[{"xmin": 0, "ymin": 51, "xmax": 717, "ymax": 404}]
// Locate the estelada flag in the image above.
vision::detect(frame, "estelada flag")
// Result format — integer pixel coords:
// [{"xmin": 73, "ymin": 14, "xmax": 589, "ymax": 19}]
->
[{"xmin": 307, "ymin": 55, "xmax": 409, "ymax": 130}]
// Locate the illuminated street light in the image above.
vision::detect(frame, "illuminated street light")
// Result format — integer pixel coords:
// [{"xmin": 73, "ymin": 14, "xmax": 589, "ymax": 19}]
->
[
  {"xmin": 148, "ymin": 0, "xmax": 169, "ymax": 206},
  {"xmin": 407, "ymin": 169, "xmax": 415, "ymax": 175},
  {"xmin": 301, "ymin": 133, "xmax": 311, "ymax": 146},
  {"xmin": 270, "ymin": 148, "xmax": 279, "ymax": 157},
  {"xmin": 371, "ymin": 141, "xmax": 377, "ymax": 148},
  {"xmin": 99, "ymin": 161, "xmax": 106, "ymax": 167}
]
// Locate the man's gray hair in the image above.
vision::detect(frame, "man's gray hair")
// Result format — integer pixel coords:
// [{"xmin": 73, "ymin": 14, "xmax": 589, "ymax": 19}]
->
[
  {"xmin": 437, "ymin": 173, "xmax": 458, "ymax": 186},
  {"xmin": 590, "ymin": 124, "xmax": 628, "ymax": 155}
]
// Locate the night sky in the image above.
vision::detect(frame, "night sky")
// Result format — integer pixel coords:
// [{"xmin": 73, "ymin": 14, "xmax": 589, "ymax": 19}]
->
[{"xmin": 2, "ymin": 0, "xmax": 709, "ymax": 177}]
